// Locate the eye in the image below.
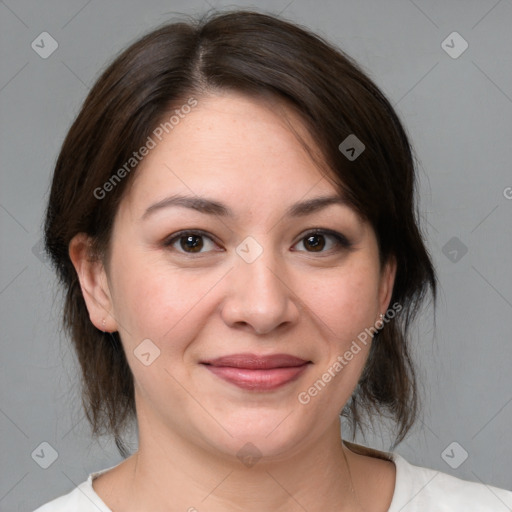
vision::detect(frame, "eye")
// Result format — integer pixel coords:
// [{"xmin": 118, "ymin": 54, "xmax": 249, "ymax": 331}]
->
[
  {"xmin": 163, "ymin": 230, "xmax": 220, "ymax": 254},
  {"xmin": 163, "ymin": 229, "xmax": 351, "ymax": 255},
  {"xmin": 292, "ymin": 229, "xmax": 352, "ymax": 253}
]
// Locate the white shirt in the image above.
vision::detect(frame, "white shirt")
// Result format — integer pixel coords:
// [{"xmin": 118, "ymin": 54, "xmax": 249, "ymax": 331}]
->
[{"xmin": 34, "ymin": 451, "xmax": 512, "ymax": 511}]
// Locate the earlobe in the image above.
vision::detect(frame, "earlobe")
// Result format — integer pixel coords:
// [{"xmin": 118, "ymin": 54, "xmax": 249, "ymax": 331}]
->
[{"xmin": 68, "ymin": 233, "xmax": 117, "ymax": 332}]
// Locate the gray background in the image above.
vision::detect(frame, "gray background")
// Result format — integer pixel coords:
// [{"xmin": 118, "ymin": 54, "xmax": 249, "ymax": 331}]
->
[{"xmin": 1, "ymin": 0, "xmax": 511, "ymax": 510}]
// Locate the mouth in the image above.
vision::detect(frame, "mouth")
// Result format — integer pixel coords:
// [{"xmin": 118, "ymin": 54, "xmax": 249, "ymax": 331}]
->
[{"xmin": 200, "ymin": 353, "xmax": 312, "ymax": 391}]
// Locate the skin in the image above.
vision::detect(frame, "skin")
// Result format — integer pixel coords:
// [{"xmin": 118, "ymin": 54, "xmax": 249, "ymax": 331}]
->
[{"xmin": 69, "ymin": 92, "xmax": 397, "ymax": 512}]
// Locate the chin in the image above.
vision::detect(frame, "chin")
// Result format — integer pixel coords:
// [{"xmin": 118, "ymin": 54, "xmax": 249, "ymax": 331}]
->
[{"xmin": 196, "ymin": 408, "xmax": 318, "ymax": 464}]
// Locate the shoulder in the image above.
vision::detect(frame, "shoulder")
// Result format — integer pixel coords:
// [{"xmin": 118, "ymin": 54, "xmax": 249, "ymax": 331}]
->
[
  {"xmin": 389, "ymin": 452, "xmax": 512, "ymax": 512},
  {"xmin": 344, "ymin": 441, "xmax": 512, "ymax": 512},
  {"xmin": 33, "ymin": 470, "xmax": 113, "ymax": 512}
]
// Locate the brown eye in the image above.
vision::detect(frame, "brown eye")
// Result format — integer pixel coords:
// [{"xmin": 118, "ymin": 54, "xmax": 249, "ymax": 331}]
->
[
  {"xmin": 164, "ymin": 230, "xmax": 219, "ymax": 255},
  {"xmin": 293, "ymin": 229, "xmax": 352, "ymax": 254},
  {"xmin": 303, "ymin": 234, "xmax": 326, "ymax": 252},
  {"xmin": 180, "ymin": 234, "xmax": 204, "ymax": 253}
]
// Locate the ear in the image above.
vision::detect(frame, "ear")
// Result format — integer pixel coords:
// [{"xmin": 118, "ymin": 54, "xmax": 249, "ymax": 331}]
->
[
  {"xmin": 68, "ymin": 233, "xmax": 117, "ymax": 332},
  {"xmin": 378, "ymin": 255, "xmax": 397, "ymax": 315}
]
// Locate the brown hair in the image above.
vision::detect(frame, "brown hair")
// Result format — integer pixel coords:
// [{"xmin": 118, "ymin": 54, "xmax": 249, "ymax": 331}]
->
[{"xmin": 44, "ymin": 9, "xmax": 437, "ymax": 457}]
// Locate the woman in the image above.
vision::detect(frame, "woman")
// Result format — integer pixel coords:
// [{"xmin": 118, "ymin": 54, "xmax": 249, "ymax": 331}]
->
[{"xmin": 35, "ymin": 10, "xmax": 511, "ymax": 512}]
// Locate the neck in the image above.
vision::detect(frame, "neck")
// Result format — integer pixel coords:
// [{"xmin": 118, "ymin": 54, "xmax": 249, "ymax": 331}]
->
[{"xmin": 119, "ymin": 417, "xmax": 362, "ymax": 512}]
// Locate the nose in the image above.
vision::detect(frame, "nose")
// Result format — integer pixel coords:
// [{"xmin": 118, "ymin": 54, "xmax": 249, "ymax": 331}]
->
[{"xmin": 220, "ymin": 247, "xmax": 301, "ymax": 335}]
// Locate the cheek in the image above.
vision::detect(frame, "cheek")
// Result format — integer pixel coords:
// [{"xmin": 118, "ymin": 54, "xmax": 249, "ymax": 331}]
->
[
  {"xmin": 109, "ymin": 247, "xmax": 221, "ymax": 352},
  {"xmin": 303, "ymin": 260, "xmax": 381, "ymax": 343}
]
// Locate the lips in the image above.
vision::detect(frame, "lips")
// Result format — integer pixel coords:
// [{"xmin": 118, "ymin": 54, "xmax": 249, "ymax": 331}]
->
[
  {"xmin": 203, "ymin": 353, "xmax": 309, "ymax": 369},
  {"xmin": 201, "ymin": 353, "xmax": 311, "ymax": 391}
]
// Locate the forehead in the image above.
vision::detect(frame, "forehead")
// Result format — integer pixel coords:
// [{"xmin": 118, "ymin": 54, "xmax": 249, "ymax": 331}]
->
[{"xmin": 121, "ymin": 92, "xmax": 343, "ymax": 217}]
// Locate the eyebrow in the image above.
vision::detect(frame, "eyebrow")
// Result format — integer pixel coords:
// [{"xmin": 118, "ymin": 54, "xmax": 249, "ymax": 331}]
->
[{"xmin": 141, "ymin": 194, "xmax": 351, "ymax": 220}]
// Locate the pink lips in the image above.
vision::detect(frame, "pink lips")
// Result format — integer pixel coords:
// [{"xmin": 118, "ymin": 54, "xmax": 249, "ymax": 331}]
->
[{"xmin": 201, "ymin": 354, "xmax": 310, "ymax": 391}]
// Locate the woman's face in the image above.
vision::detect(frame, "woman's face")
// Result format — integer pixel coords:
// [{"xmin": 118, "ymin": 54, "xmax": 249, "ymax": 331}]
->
[{"xmin": 76, "ymin": 92, "xmax": 395, "ymax": 461}]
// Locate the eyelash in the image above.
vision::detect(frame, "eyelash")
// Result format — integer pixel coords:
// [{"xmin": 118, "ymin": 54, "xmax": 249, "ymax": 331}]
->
[{"xmin": 163, "ymin": 228, "xmax": 353, "ymax": 256}]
